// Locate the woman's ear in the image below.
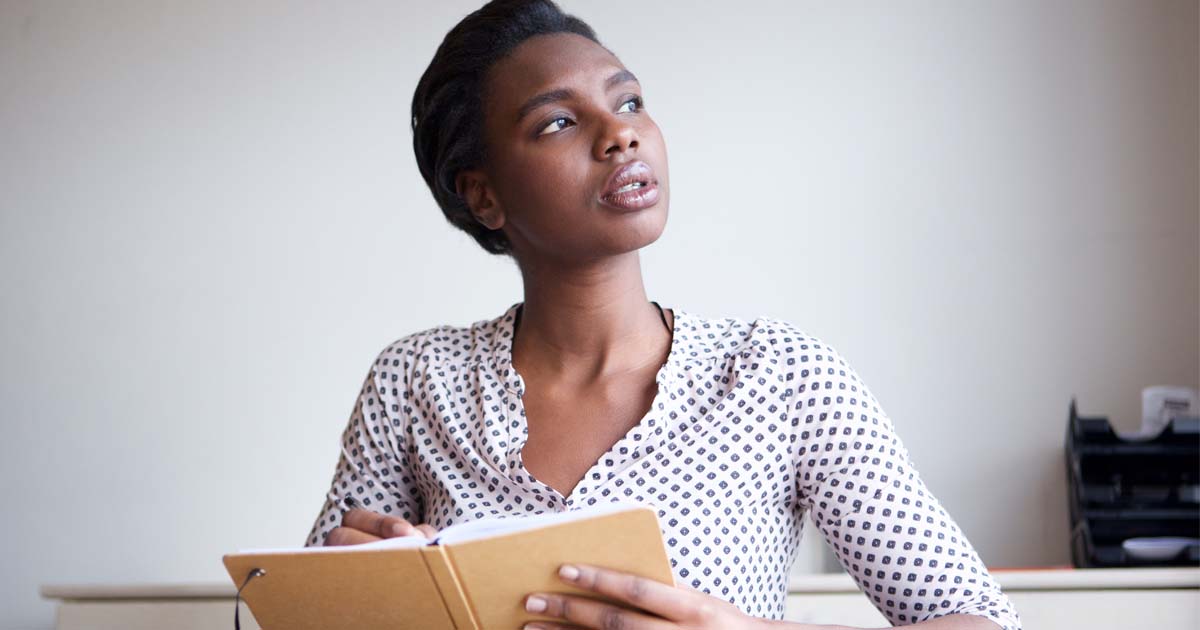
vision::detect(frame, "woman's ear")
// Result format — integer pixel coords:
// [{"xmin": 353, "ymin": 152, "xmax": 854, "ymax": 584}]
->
[{"xmin": 455, "ymin": 169, "xmax": 505, "ymax": 231}]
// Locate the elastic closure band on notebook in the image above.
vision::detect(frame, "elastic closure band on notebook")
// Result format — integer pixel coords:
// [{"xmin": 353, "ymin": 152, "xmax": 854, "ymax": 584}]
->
[{"xmin": 234, "ymin": 567, "xmax": 266, "ymax": 630}]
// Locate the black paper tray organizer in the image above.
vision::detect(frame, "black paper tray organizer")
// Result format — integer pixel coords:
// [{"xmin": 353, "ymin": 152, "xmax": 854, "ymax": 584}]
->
[{"xmin": 1065, "ymin": 398, "xmax": 1200, "ymax": 567}]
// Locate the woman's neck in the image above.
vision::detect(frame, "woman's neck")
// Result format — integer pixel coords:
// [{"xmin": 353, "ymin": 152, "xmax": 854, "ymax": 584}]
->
[{"xmin": 512, "ymin": 250, "xmax": 670, "ymax": 384}]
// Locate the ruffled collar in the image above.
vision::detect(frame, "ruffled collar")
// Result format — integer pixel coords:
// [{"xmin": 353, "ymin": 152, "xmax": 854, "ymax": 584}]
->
[{"xmin": 487, "ymin": 301, "xmax": 704, "ymax": 396}]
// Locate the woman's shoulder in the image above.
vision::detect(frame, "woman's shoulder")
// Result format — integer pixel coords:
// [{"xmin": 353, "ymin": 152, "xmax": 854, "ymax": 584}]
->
[
  {"xmin": 367, "ymin": 306, "xmax": 517, "ymax": 373},
  {"xmin": 676, "ymin": 307, "xmax": 846, "ymax": 366}
]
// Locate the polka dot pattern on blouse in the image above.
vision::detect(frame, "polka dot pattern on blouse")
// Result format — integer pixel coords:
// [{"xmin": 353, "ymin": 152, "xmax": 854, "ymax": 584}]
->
[{"xmin": 305, "ymin": 302, "xmax": 1020, "ymax": 628}]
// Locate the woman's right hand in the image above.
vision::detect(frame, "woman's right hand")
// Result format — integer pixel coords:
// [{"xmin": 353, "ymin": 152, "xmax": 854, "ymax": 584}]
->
[{"xmin": 324, "ymin": 509, "xmax": 438, "ymax": 546}]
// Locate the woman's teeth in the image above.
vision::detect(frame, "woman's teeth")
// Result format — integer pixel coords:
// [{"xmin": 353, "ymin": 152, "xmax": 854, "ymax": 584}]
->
[{"xmin": 615, "ymin": 181, "xmax": 645, "ymax": 193}]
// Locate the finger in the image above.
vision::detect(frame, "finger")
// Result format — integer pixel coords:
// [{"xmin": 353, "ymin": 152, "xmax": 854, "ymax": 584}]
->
[
  {"xmin": 519, "ymin": 622, "xmax": 589, "ymax": 630},
  {"xmin": 415, "ymin": 524, "xmax": 438, "ymax": 539},
  {"xmin": 524, "ymin": 593, "xmax": 674, "ymax": 630},
  {"xmin": 558, "ymin": 563, "xmax": 707, "ymax": 623},
  {"xmin": 340, "ymin": 509, "xmax": 420, "ymax": 538},
  {"xmin": 323, "ymin": 526, "xmax": 381, "ymax": 546}
]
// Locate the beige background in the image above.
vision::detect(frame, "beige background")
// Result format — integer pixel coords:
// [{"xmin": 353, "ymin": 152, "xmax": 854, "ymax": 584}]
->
[{"xmin": 1, "ymin": 1, "xmax": 1197, "ymax": 628}]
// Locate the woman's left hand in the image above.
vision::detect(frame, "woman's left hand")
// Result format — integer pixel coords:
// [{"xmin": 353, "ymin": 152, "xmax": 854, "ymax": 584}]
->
[{"xmin": 521, "ymin": 563, "xmax": 770, "ymax": 630}]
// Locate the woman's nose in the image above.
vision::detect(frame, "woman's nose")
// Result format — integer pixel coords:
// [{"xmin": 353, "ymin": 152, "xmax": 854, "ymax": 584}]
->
[{"xmin": 594, "ymin": 115, "xmax": 639, "ymax": 160}]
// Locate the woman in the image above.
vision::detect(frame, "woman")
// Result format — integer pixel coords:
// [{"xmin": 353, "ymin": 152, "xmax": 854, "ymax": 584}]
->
[{"xmin": 305, "ymin": 2, "xmax": 1020, "ymax": 629}]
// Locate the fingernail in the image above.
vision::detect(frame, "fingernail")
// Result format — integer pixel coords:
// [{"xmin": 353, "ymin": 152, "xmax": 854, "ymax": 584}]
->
[
  {"xmin": 523, "ymin": 625, "xmax": 546, "ymax": 630},
  {"xmin": 391, "ymin": 523, "xmax": 408, "ymax": 536},
  {"xmin": 559, "ymin": 564, "xmax": 579, "ymax": 581},
  {"xmin": 524, "ymin": 595, "xmax": 547, "ymax": 613}
]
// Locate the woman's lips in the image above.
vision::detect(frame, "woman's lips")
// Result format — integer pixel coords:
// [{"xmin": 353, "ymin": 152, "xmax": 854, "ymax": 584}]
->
[
  {"xmin": 599, "ymin": 179, "xmax": 659, "ymax": 211},
  {"xmin": 599, "ymin": 160, "xmax": 660, "ymax": 211}
]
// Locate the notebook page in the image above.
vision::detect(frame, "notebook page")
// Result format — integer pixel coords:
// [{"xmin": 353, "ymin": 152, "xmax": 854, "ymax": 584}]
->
[
  {"xmin": 236, "ymin": 534, "xmax": 430, "ymax": 555},
  {"xmin": 435, "ymin": 500, "xmax": 649, "ymax": 545}
]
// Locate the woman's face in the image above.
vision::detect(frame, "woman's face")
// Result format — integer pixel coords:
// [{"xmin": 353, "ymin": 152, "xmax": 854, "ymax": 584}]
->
[{"xmin": 460, "ymin": 33, "xmax": 669, "ymax": 265}]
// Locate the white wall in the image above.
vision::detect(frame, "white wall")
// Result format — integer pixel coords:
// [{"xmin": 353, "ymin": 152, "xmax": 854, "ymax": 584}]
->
[{"xmin": 1, "ymin": 1, "xmax": 1196, "ymax": 627}]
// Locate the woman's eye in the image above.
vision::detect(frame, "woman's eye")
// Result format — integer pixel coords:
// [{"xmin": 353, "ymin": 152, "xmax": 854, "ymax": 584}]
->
[
  {"xmin": 536, "ymin": 97, "xmax": 643, "ymax": 137},
  {"xmin": 537, "ymin": 116, "xmax": 573, "ymax": 136},
  {"xmin": 617, "ymin": 96, "xmax": 643, "ymax": 114}
]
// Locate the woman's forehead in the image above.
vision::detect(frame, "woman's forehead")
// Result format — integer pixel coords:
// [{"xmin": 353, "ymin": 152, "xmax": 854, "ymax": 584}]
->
[{"xmin": 485, "ymin": 33, "xmax": 624, "ymax": 120}]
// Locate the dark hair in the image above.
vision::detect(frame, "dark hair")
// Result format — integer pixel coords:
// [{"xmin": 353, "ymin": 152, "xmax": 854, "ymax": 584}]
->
[{"xmin": 411, "ymin": 0, "xmax": 603, "ymax": 256}]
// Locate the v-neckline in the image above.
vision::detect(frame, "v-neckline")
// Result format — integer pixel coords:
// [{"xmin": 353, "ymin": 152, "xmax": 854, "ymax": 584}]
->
[{"xmin": 500, "ymin": 302, "xmax": 682, "ymax": 508}]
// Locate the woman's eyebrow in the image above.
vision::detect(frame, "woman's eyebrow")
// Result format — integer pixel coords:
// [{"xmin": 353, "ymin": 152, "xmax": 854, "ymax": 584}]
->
[{"xmin": 515, "ymin": 69, "xmax": 639, "ymax": 123}]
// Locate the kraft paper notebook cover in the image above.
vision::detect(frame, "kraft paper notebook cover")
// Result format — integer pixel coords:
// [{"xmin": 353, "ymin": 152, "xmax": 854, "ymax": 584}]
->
[{"xmin": 222, "ymin": 501, "xmax": 674, "ymax": 630}]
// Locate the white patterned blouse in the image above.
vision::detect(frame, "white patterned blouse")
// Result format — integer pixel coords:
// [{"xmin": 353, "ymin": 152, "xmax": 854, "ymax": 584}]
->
[{"xmin": 305, "ymin": 302, "xmax": 1020, "ymax": 628}]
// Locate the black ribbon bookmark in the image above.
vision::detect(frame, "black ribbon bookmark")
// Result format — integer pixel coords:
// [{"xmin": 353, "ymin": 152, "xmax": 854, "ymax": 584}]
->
[
  {"xmin": 234, "ymin": 567, "xmax": 266, "ymax": 629},
  {"xmin": 231, "ymin": 496, "xmax": 369, "ymax": 626}
]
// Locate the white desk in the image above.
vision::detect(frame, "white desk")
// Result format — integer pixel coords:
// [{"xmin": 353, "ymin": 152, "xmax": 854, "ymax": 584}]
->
[
  {"xmin": 779, "ymin": 567, "xmax": 1200, "ymax": 628},
  {"xmin": 41, "ymin": 567, "xmax": 1200, "ymax": 629}
]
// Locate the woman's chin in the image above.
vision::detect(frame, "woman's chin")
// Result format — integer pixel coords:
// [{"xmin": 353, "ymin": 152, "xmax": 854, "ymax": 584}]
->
[{"xmin": 601, "ymin": 207, "xmax": 669, "ymax": 253}]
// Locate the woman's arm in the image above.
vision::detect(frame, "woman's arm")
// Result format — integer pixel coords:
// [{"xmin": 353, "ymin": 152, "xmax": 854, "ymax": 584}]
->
[
  {"xmin": 520, "ymin": 563, "xmax": 1004, "ymax": 630},
  {"xmin": 763, "ymin": 613, "xmax": 1003, "ymax": 630},
  {"xmin": 783, "ymin": 333, "xmax": 1020, "ymax": 629},
  {"xmin": 303, "ymin": 341, "xmax": 426, "ymax": 547}
]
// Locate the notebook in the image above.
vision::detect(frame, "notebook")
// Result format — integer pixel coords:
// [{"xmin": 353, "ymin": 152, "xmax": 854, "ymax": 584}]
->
[{"xmin": 222, "ymin": 501, "xmax": 674, "ymax": 630}]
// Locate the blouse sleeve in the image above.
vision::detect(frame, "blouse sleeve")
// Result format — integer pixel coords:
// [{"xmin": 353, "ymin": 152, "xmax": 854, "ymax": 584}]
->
[
  {"xmin": 788, "ymin": 337, "xmax": 1021, "ymax": 630},
  {"xmin": 304, "ymin": 344, "xmax": 425, "ymax": 547}
]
